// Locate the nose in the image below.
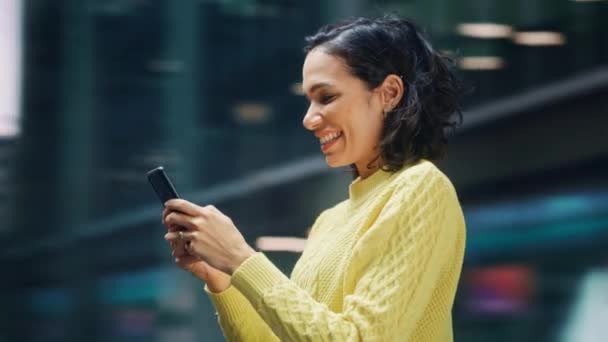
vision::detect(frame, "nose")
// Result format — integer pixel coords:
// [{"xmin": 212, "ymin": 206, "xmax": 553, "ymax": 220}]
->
[{"xmin": 302, "ymin": 105, "xmax": 322, "ymax": 131}]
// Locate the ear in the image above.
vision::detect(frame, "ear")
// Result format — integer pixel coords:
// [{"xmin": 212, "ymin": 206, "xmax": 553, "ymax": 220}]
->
[{"xmin": 379, "ymin": 74, "xmax": 405, "ymax": 112}]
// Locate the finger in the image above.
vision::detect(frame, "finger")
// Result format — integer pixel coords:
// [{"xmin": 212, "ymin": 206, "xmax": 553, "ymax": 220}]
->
[
  {"xmin": 184, "ymin": 240, "xmax": 193, "ymax": 253},
  {"xmin": 175, "ymin": 255, "xmax": 201, "ymax": 265},
  {"xmin": 172, "ymin": 245, "xmax": 189, "ymax": 257},
  {"xmin": 168, "ymin": 239, "xmax": 179, "ymax": 251},
  {"xmin": 165, "ymin": 199, "xmax": 204, "ymax": 217},
  {"xmin": 168, "ymin": 238, "xmax": 190, "ymax": 256},
  {"xmin": 164, "ymin": 231, "xmax": 198, "ymax": 242},
  {"xmin": 168, "ymin": 224, "xmax": 183, "ymax": 232},
  {"xmin": 165, "ymin": 211, "xmax": 197, "ymax": 230},
  {"xmin": 162, "ymin": 207, "xmax": 171, "ymax": 225},
  {"xmin": 163, "ymin": 210, "xmax": 185, "ymax": 231}
]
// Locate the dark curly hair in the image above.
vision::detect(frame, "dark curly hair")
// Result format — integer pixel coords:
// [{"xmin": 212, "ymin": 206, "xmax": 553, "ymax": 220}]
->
[{"xmin": 304, "ymin": 15, "xmax": 465, "ymax": 175}]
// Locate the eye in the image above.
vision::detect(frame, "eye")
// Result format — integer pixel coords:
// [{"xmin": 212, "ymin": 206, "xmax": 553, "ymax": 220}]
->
[{"xmin": 320, "ymin": 94, "xmax": 336, "ymax": 105}]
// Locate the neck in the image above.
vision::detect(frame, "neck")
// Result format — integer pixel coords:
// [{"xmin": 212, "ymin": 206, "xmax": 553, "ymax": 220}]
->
[{"xmin": 355, "ymin": 156, "xmax": 384, "ymax": 179}]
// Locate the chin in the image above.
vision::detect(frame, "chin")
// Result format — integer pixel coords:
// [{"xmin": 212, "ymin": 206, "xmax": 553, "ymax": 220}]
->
[{"xmin": 324, "ymin": 154, "xmax": 351, "ymax": 168}]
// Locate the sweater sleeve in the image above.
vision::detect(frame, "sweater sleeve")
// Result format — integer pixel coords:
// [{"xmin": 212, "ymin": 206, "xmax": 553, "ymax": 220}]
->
[
  {"xmin": 230, "ymin": 168, "xmax": 462, "ymax": 341},
  {"xmin": 205, "ymin": 285, "xmax": 279, "ymax": 341},
  {"xmin": 204, "ymin": 209, "xmax": 332, "ymax": 341}
]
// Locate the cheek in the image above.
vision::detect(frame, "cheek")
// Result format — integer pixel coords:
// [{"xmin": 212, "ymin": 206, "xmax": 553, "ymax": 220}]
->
[
  {"xmin": 331, "ymin": 93, "xmax": 383, "ymax": 153},
  {"xmin": 360, "ymin": 119, "xmax": 383, "ymax": 148},
  {"xmin": 339, "ymin": 116, "xmax": 381, "ymax": 161},
  {"xmin": 349, "ymin": 106, "xmax": 383, "ymax": 143}
]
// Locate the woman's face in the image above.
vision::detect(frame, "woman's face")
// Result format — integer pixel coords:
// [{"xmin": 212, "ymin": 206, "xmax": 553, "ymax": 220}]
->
[{"xmin": 302, "ymin": 48, "xmax": 385, "ymax": 177}]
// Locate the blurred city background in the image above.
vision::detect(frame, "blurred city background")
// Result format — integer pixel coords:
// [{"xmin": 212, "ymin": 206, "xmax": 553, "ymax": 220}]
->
[{"xmin": 1, "ymin": 0, "xmax": 607, "ymax": 341}]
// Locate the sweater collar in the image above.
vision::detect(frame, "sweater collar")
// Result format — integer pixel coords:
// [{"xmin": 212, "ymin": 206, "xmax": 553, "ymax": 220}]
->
[
  {"xmin": 348, "ymin": 167, "xmax": 393, "ymax": 203},
  {"xmin": 348, "ymin": 159, "xmax": 428, "ymax": 203}
]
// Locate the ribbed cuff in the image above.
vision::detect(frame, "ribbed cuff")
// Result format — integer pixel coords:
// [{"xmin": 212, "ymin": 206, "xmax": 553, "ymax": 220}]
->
[
  {"xmin": 205, "ymin": 285, "xmax": 248, "ymax": 323},
  {"xmin": 231, "ymin": 252, "xmax": 289, "ymax": 308}
]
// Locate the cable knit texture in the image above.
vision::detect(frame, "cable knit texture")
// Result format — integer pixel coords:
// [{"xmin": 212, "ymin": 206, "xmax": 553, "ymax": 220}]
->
[{"xmin": 206, "ymin": 160, "xmax": 466, "ymax": 341}]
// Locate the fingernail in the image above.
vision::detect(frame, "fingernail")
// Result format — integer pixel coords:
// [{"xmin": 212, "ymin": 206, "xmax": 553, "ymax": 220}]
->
[{"xmin": 164, "ymin": 233, "xmax": 170, "ymax": 240}]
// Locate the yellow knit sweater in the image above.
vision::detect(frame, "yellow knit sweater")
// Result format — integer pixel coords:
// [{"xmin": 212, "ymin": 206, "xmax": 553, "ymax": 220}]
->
[{"xmin": 206, "ymin": 160, "xmax": 466, "ymax": 341}]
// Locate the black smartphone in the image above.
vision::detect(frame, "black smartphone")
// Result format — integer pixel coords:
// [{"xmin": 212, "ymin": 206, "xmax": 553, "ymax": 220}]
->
[{"xmin": 146, "ymin": 166, "xmax": 180, "ymax": 205}]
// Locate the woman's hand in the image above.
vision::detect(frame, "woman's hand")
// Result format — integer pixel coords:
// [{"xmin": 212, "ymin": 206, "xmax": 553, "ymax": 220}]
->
[
  {"xmin": 163, "ymin": 209, "xmax": 232, "ymax": 293},
  {"xmin": 163, "ymin": 199, "xmax": 256, "ymax": 275}
]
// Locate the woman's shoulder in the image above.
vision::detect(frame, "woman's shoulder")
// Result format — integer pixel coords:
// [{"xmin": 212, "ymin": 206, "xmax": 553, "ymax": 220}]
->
[
  {"xmin": 393, "ymin": 159, "xmax": 445, "ymax": 182},
  {"xmin": 317, "ymin": 199, "xmax": 349, "ymax": 223},
  {"xmin": 392, "ymin": 159, "xmax": 458, "ymax": 198}
]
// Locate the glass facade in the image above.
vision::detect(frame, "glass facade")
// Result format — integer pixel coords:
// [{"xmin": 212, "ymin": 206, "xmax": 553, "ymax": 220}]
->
[{"xmin": 2, "ymin": 0, "xmax": 607, "ymax": 341}]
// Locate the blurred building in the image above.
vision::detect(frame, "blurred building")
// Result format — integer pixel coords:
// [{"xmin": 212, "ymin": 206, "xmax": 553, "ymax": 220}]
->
[{"xmin": 1, "ymin": 0, "xmax": 607, "ymax": 341}]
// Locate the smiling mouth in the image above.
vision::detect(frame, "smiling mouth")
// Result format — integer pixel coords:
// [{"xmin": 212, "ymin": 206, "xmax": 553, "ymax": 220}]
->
[{"xmin": 320, "ymin": 131, "xmax": 343, "ymax": 146}]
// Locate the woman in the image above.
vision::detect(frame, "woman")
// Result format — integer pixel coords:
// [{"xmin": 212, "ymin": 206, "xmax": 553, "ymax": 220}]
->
[{"xmin": 162, "ymin": 15, "xmax": 466, "ymax": 341}]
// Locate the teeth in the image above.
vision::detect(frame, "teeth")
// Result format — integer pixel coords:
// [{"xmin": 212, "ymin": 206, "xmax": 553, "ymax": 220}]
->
[{"xmin": 320, "ymin": 132, "xmax": 341, "ymax": 144}]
